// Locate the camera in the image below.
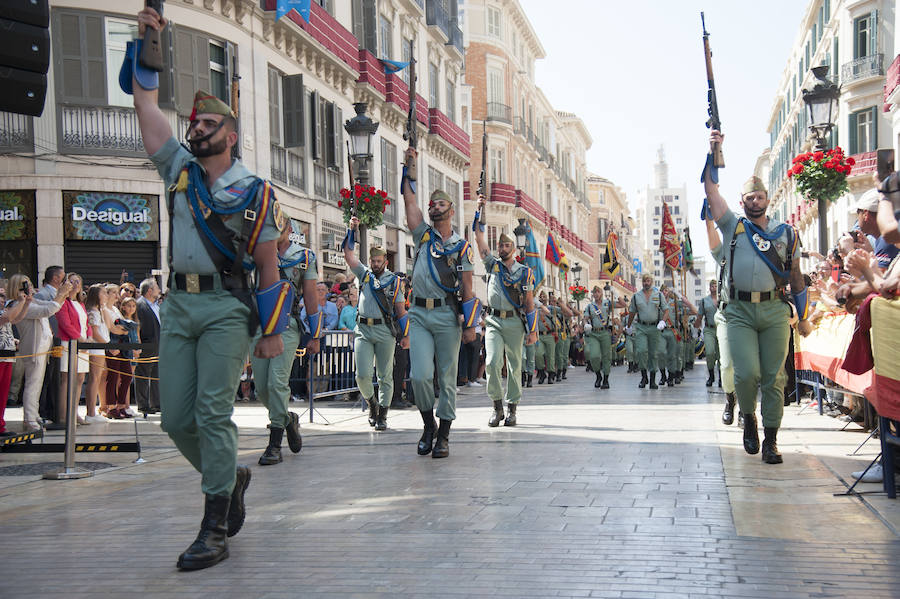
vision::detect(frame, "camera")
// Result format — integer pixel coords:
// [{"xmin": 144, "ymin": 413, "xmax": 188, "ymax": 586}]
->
[{"xmin": 20, "ymin": 281, "xmax": 28, "ymax": 294}]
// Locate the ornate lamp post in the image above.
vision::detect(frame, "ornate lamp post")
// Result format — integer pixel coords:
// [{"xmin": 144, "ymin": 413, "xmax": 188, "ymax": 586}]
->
[
  {"xmin": 344, "ymin": 102, "xmax": 379, "ymax": 263},
  {"xmin": 571, "ymin": 261, "xmax": 583, "ymax": 311},
  {"xmin": 513, "ymin": 218, "xmax": 529, "ymax": 259},
  {"xmin": 801, "ymin": 65, "xmax": 841, "ymax": 256}
]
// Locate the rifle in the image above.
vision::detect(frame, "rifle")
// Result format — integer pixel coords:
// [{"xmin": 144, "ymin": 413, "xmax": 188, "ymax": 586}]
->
[
  {"xmin": 476, "ymin": 122, "xmax": 487, "ymax": 227},
  {"xmin": 140, "ymin": 0, "xmax": 165, "ymax": 72},
  {"xmin": 402, "ymin": 39, "xmax": 417, "ymax": 194},
  {"xmin": 346, "ymin": 141, "xmax": 356, "ymax": 248},
  {"xmin": 701, "ymin": 12, "xmax": 724, "ymax": 169},
  {"xmin": 230, "ymin": 52, "xmax": 240, "ymax": 159}
]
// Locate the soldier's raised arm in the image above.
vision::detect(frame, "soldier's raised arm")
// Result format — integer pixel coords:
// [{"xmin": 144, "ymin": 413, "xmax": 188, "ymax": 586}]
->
[
  {"xmin": 133, "ymin": 6, "xmax": 173, "ymax": 156},
  {"xmin": 402, "ymin": 146, "xmax": 423, "ymax": 232}
]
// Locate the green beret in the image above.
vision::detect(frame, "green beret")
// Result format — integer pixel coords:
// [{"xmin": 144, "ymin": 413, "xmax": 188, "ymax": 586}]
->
[
  {"xmin": 189, "ymin": 90, "xmax": 235, "ymax": 121},
  {"xmin": 742, "ymin": 176, "xmax": 767, "ymax": 196}
]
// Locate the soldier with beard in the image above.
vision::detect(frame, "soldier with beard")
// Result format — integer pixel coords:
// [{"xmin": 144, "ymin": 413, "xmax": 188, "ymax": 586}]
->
[
  {"xmin": 583, "ymin": 285, "xmax": 625, "ymax": 389},
  {"xmin": 343, "ymin": 216, "xmax": 410, "ymax": 431},
  {"xmin": 534, "ymin": 290, "xmax": 557, "ymax": 384},
  {"xmin": 401, "ymin": 148, "xmax": 477, "ymax": 458},
  {"xmin": 473, "ymin": 196, "xmax": 538, "ymax": 427},
  {"xmin": 704, "ymin": 130, "xmax": 812, "ymax": 464},
  {"xmin": 129, "ymin": 6, "xmax": 320, "ymax": 570},
  {"xmin": 626, "ymin": 273, "xmax": 668, "ymax": 390}
]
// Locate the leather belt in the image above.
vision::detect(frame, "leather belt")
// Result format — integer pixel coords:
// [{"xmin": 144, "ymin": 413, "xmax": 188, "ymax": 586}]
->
[
  {"xmin": 639, "ymin": 319, "xmax": 657, "ymax": 325},
  {"xmin": 729, "ymin": 289, "xmax": 775, "ymax": 303},
  {"xmin": 174, "ymin": 273, "xmax": 217, "ymax": 293},
  {"xmin": 485, "ymin": 307, "xmax": 517, "ymax": 319},
  {"xmin": 359, "ymin": 317, "xmax": 384, "ymax": 326},
  {"xmin": 413, "ymin": 297, "xmax": 446, "ymax": 308}
]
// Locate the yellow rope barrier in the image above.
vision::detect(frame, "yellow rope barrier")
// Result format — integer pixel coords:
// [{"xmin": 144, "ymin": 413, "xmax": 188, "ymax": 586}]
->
[{"xmin": 76, "ymin": 353, "xmax": 160, "ymax": 381}]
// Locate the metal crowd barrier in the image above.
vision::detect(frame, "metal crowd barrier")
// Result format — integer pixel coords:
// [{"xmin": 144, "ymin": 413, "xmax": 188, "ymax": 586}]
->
[{"xmin": 292, "ymin": 330, "xmax": 360, "ymax": 423}]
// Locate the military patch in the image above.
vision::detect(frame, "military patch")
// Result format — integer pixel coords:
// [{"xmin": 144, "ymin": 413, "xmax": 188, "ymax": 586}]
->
[
  {"xmin": 273, "ymin": 199, "xmax": 286, "ymax": 232},
  {"xmin": 752, "ymin": 233, "xmax": 771, "ymax": 252},
  {"xmin": 465, "ymin": 244, "xmax": 474, "ymax": 264}
]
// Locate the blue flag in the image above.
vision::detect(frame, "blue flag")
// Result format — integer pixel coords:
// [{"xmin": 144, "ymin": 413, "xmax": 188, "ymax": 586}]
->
[
  {"xmin": 380, "ymin": 59, "xmax": 410, "ymax": 75},
  {"xmin": 523, "ymin": 221, "xmax": 545, "ymax": 289},
  {"xmin": 632, "ymin": 258, "xmax": 642, "ymax": 274},
  {"xmin": 276, "ymin": 0, "xmax": 310, "ymax": 22}
]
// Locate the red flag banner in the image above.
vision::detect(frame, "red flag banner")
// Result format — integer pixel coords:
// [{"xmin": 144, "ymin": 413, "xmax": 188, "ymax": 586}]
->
[
  {"xmin": 659, "ymin": 202, "xmax": 681, "ymax": 271},
  {"xmin": 545, "ymin": 231, "xmax": 561, "ymax": 265}
]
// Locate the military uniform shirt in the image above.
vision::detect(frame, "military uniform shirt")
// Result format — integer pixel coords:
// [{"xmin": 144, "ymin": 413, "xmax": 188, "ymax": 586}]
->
[
  {"xmin": 537, "ymin": 301, "xmax": 555, "ymax": 333},
  {"xmin": 351, "ymin": 262, "xmax": 398, "ymax": 319},
  {"xmin": 698, "ymin": 295, "xmax": 717, "ymax": 328},
  {"xmin": 584, "ymin": 299, "xmax": 613, "ymax": 328},
  {"xmin": 410, "ymin": 221, "xmax": 474, "ymax": 299},
  {"xmin": 281, "ymin": 241, "xmax": 318, "ymax": 291},
  {"xmin": 483, "ymin": 255, "xmax": 530, "ymax": 312},
  {"xmin": 716, "ymin": 208, "xmax": 799, "ymax": 294},
  {"xmin": 629, "ymin": 288, "xmax": 663, "ymax": 323},
  {"xmin": 151, "ymin": 137, "xmax": 281, "ymax": 274}
]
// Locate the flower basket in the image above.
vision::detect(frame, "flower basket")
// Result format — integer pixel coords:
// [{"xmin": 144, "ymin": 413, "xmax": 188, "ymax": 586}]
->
[
  {"xmin": 787, "ymin": 147, "xmax": 855, "ymax": 204},
  {"xmin": 568, "ymin": 284, "xmax": 588, "ymax": 302},
  {"xmin": 338, "ymin": 184, "xmax": 390, "ymax": 229}
]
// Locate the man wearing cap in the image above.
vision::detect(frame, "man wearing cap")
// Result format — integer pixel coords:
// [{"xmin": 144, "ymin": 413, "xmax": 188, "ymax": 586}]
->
[
  {"xmin": 626, "ymin": 273, "xmax": 668, "ymax": 389},
  {"xmin": 850, "ymin": 189, "xmax": 897, "ymax": 270},
  {"xmin": 696, "ymin": 279, "xmax": 721, "ymax": 388},
  {"xmin": 534, "ymin": 290, "xmax": 557, "ymax": 384},
  {"xmin": 129, "ymin": 6, "xmax": 320, "ymax": 571},
  {"xmin": 552, "ymin": 296, "xmax": 574, "ymax": 380},
  {"xmin": 704, "ymin": 130, "xmax": 812, "ymax": 465},
  {"xmin": 401, "ymin": 148, "xmax": 477, "ymax": 458},
  {"xmin": 343, "ymin": 216, "xmax": 410, "ymax": 431},
  {"xmin": 658, "ymin": 285, "xmax": 696, "ymax": 386},
  {"xmin": 251, "ymin": 226, "xmax": 320, "ymax": 466},
  {"xmin": 473, "ymin": 196, "xmax": 537, "ymax": 427},
  {"xmin": 583, "ymin": 285, "xmax": 622, "ymax": 389}
]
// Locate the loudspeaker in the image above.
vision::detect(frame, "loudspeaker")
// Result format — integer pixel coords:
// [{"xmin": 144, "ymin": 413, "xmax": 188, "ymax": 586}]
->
[{"xmin": 0, "ymin": 0, "xmax": 50, "ymax": 117}]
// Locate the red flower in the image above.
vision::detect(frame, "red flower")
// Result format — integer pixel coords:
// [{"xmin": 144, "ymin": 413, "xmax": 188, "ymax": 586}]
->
[
  {"xmin": 364, "ymin": 197, "xmax": 370, "ymax": 203},
  {"xmin": 378, "ymin": 189, "xmax": 387, "ymax": 198},
  {"xmin": 367, "ymin": 186, "xmax": 375, "ymax": 194},
  {"xmin": 823, "ymin": 161, "xmax": 834, "ymax": 169},
  {"xmin": 846, "ymin": 156, "xmax": 856, "ymax": 166},
  {"xmin": 792, "ymin": 163, "xmax": 804, "ymax": 175},
  {"xmin": 354, "ymin": 184, "xmax": 363, "ymax": 195},
  {"xmin": 813, "ymin": 151, "xmax": 824, "ymax": 161},
  {"xmin": 787, "ymin": 169, "xmax": 794, "ymax": 178},
  {"xmin": 384, "ymin": 199, "xmax": 390, "ymax": 205},
  {"xmin": 338, "ymin": 200, "xmax": 343, "ymax": 208}
]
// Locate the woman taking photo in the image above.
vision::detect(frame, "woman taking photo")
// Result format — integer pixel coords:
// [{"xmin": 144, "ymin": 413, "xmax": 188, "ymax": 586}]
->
[{"xmin": 56, "ymin": 273, "xmax": 90, "ymax": 426}]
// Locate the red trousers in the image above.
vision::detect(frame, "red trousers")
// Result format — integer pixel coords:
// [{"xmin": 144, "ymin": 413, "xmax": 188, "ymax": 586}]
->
[
  {"xmin": 0, "ymin": 362, "xmax": 12, "ymax": 432},
  {"xmin": 105, "ymin": 357, "xmax": 133, "ymax": 408}
]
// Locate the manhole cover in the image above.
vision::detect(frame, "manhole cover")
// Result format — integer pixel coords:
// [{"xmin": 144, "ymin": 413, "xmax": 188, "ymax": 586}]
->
[{"xmin": 0, "ymin": 462, "xmax": 114, "ymax": 476}]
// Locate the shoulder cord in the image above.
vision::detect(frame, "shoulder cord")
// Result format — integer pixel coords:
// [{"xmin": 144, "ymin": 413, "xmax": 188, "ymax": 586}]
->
[
  {"xmin": 187, "ymin": 162, "xmax": 260, "ymax": 215},
  {"xmin": 422, "ymin": 232, "xmax": 467, "ymax": 293},
  {"xmin": 492, "ymin": 261, "xmax": 528, "ymax": 309},
  {"xmin": 186, "ymin": 184, "xmax": 256, "ymax": 272}
]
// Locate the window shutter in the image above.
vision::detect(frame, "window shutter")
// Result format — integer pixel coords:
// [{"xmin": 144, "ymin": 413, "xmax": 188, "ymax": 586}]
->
[
  {"xmin": 351, "ymin": 0, "xmax": 364, "ymax": 46},
  {"xmin": 848, "ymin": 112, "xmax": 858, "ymax": 154},
  {"xmin": 158, "ymin": 23, "xmax": 176, "ymax": 109},
  {"xmin": 362, "ymin": 0, "xmax": 377, "ymax": 54},
  {"xmin": 869, "ymin": 106, "xmax": 878, "ymax": 152},
  {"xmin": 174, "ymin": 27, "xmax": 197, "ymax": 114},
  {"xmin": 268, "ymin": 69, "xmax": 280, "ymax": 145},
  {"xmin": 317, "ymin": 95, "xmax": 327, "ymax": 162},
  {"xmin": 282, "ymin": 74, "xmax": 304, "ymax": 148},
  {"xmin": 194, "ymin": 35, "xmax": 211, "ymax": 97},
  {"xmin": 309, "ymin": 90, "xmax": 319, "ymax": 159},
  {"xmin": 54, "ymin": 11, "xmax": 106, "ymax": 105},
  {"xmin": 333, "ymin": 105, "xmax": 343, "ymax": 170},
  {"xmin": 325, "ymin": 101, "xmax": 336, "ymax": 167},
  {"xmin": 870, "ymin": 10, "xmax": 878, "ymax": 56}
]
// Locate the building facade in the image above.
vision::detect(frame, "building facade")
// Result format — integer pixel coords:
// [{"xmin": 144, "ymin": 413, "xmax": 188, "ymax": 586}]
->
[
  {"xmin": 586, "ymin": 174, "xmax": 637, "ymax": 298},
  {"xmin": 635, "ymin": 148, "xmax": 689, "ymax": 283},
  {"xmin": 0, "ymin": 0, "xmax": 470, "ymax": 285},
  {"xmin": 460, "ymin": 0, "xmax": 594, "ymax": 300},
  {"xmin": 762, "ymin": 0, "xmax": 896, "ymax": 265}
]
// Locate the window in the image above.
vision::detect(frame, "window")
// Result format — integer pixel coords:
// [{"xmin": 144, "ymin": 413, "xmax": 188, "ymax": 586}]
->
[
  {"xmin": 653, "ymin": 228, "xmax": 659, "ymax": 236},
  {"xmin": 351, "ymin": 0, "xmax": 377, "ymax": 53},
  {"xmin": 445, "ymin": 79, "xmax": 456, "ymax": 123},
  {"xmin": 487, "ymin": 68, "xmax": 504, "ymax": 104},
  {"xmin": 268, "ymin": 68, "xmax": 306, "ymax": 190},
  {"xmin": 209, "ymin": 41, "xmax": 228, "ymax": 103},
  {"xmin": 401, "ymin": 37, "xmax": 411, "ymax": 85},
  {"xmin": 379, "ymin": 14, "xmax": 392, "ymax": 59},
  {"xmin": 445, "ymin": 177, "xmax": 460, "ymax": 207},
  {"xmin": 673, "ymin": 206, "xmax": 679, "ymax": 215},
  {"xmin": 487, "ymin": 225, "xmax": 499, "ymax": 252},
  {"xmin": 428, "ymin": 166, "xmax": 444, "ymax": 198},
  {"xmin": 853, "ymin": 12, "xmax": 878, "ymax": 59},
  {"xmin": 429, "ymin": 62, "xmax": 439, "ymax": 110},
  {"xmin": 490, "ymin": 147, "xmax": 505, "ymax": 182},
  {"xmin": 654, "ymin": 206, "xmax": 660, "ymax": 215},
  {"xmin": 314, "ymin": 0, "xmax": 333, "ymax": 14},
  {"xmin": 487, "ymin": 7, "xmax": 501, "ymax": 39},
  {"xmin": 676, "ymin": 218, "xmax": 682, "ymax": 225},
  {"xmin": 380, "ymin": 138, "xmax": 398, "ymax": 222},
  {"xmin": 849, "ymin": 107, "xmax": 877, "ymax": 154},
  {"xmin": 310, "ymin": 92, "xmax": 342, "ymax": 198},
  {"xmin": 105, "ymin": 18, "xmax": 138, "ymax": 107}
]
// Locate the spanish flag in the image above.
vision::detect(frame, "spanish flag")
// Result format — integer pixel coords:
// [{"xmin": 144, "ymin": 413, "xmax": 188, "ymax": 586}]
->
[
  {"xmin": 602, "ymin": 230, "xmax": 620, "ymax": 277},
  {"xmin": 545, "ymin": 231, "xmax": 561, "ymax": 265},
  {"xmin": 659, "ymin": 202, "xmax": 682, "ymax": 271}
]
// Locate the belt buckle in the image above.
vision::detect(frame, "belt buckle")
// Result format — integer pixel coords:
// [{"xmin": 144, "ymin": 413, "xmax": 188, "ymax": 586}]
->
[
  {"xmin": 425, "ymin": 298, "xmax": 435, "ymax": 309},
  {"xmin": 750, "ymin": 291, "xmax": 761, "ymax": 303},
  {"xmin": 244, "ymin": 209, "xmax": 257, "ymax": 221},
  {"xmin": 185, "ymin": 273, "xmax": 200, "ymax": 294}
]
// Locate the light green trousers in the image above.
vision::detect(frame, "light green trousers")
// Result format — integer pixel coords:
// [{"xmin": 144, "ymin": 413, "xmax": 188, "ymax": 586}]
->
[
  {"xmin": 354, "ymin": 321, "xmax": 396, "ymax": 407},
  {"xmin": 658, "ymin": 329, "xmax": 678, "ymax": 372},
  {"xmin": 724, "ymin": 299, "xmax": 791, "ymax": 428},
  {"xmin": 485, "ymin": 314, "xmax": 525, "ymax": 404},
  {"xmin": 409, "ymin": 305, "xmax": 461, "ymax": 421},
  {"xmin": 250, "ymin": 318, "xmax": 300, "ymax": 429},
  {"xmin": 523, "ymin": 341, "xmax": 535, "ymax": 373},
  {"xmin": 159, "ymin": 290, "xmax": 252, "ymax": 497},
  {"xmin": 714, "ymin": 310, "xmax": 734, "ymax": 393},
  {"xmin": 556, "ymin": 337, "xmax": 570, "ymax": 371},
  {"xmin": 703, "ymin": 325, "xmax": 719, "ymax": 372},
  {"xmin": 536, "ymin": 333, "xmax": 556, "ymax": 372},
  {"xmin": 633, "ymin": 323, "xmax": 660, "ymax": 371},
  {"xmin": 585, "ymin": 329, "xmax": 612, "ymax": 375},
  {"xmin": 625, "ymin": 335, "xmax": 634, "ymax": 363}
]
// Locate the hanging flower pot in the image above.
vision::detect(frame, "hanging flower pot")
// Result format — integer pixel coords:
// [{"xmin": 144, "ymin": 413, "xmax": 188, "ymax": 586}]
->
[
  {"xmin": 339, "ymin": 185, "xmax": 390, "ymax": 228},
  {"xmin": 786, "ymin": 147, "xmax": 854, "ymax": 204}
]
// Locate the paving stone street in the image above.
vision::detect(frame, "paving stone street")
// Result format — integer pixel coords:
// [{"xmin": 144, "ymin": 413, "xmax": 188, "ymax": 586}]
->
[{"xmin": 1, "ymin": 363, "xmax": 899, "ymax": 598}]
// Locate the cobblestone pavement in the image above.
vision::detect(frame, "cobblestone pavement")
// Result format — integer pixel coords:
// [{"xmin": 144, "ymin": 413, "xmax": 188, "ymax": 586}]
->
[{"xmin": 1, "ymin": 363, "xmax": 899, "ymax": 598}]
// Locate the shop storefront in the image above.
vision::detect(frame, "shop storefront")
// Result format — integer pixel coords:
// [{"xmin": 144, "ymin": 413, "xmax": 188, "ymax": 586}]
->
[
  {"xmin": 62, "ymin": 191, "xmax": 160, "ymax": 285},
  {"xmin": 0, "ymin": 190, "xmax": 37, "ymax": 283}
]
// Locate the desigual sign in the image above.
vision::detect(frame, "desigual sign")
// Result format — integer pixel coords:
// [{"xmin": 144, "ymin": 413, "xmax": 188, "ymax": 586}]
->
[
  {"xmin": 63, "ymin": 191, "xmax": 159, "ymax": 241},
  {"xmin": 0, "ymin": 191, "xmax": 35, "ymax": 241}
]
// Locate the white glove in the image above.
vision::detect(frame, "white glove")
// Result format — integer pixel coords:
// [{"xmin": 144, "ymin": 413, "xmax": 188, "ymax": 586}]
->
[
  {"xmin": 657, "ymin": 320, "xmax": 666, "ymax": 331},
  {"xmin": 624, "ymin": 325, "xmax": 633, "ymax": 335},
  {"xmin": 583, "ymin": 323, "xmax": 592, "ymax": 333}
]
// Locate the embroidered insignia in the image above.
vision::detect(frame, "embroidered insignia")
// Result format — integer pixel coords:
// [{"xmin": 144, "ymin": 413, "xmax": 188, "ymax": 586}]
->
[
  {"xmin": 466, "ymin": 244, "xmax": 474, "ymax": 263},
  {"xmin": 273, "ymin": 199, "xmax": 285, "ymax": 232},
  {"xmin": 752, "ymin": 233, "xmax": 771, "ymax": 252}
]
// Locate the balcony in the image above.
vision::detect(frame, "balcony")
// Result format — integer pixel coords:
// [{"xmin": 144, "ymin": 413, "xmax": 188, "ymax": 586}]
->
[
  {"xmin": 270, "ymin": 144, "xmax": 306, "ymax": 191},
  {"xmin": 841, "ymin": 54, "xmax": 884, "ymax": 85},
  {"xmin": 486, "ymin": 102, "xmax": 511, "ymax": 124},
  {"xmin": 885, "ymin": 54, "xmax": 900, "ymax": 106},
  {"xmin": 0, "ymin": 111, "xmax": 33, "ymax": 153},
  {"xmin": 446, "ymin": 22, "xmax": 464, "ymax": 55},
  {"xmin": 513, "ymin": 116, "xmax": 526, "ymax": 138},
  {"xmin": 849, "ymin": 151, "xmax": 877, "ymax": 177},
  {"xmin": 425, "ymin": 0, "xmax": 450, "ymax": 39},
  {"xmin": 58, "ymin": 104, "xmax": 144, "ymax": 156}
]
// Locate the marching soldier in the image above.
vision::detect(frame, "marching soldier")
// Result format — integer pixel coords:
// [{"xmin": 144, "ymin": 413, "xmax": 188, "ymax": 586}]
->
[
  {"xmin": 622, "ymin": 298, "xmax": 637, "ymax": 372},
  {"xmin": 659, "ymin": 285, "xmax": 697, "ymax": 386},
  {"xmin": 704, "ymin": 130, "xmax": 812, "ymax": 464},
  {"xmin": 696, "ymin": 280, "xmax": 720, "ymax": 388},
  {"xmin": 552, "ymin": 295, "xmax": 574, "ymax": 380},
  {"xmin": 473, "ymin": 196, "xmax": 538, "ymax": 427},
  {"xmin": 343, "ymin": 216, "xmax": 410, "ymax": 432},
  {"xmin": 251, "ymin": 226, "xmax": 319, "ymax": 466},
  {"xmin": 535, "ymin": 290, "xmax": 557, "ymax": 384},
  {"xmin": 401, "ymin": 148, "xmax": 477, "ymax": 459},
  {"xmin": 522, "ymin": 338, "xmax": 535, "ymax": 388},
  {"xmin": 625, "ymin": 274, "xmax": 668, "ymax": 389},
  {"xmin": 582, "ymin": 286, "xmax": 623, "ymax": 389},
  {"xmin": 131, "ymin": 6, "xmax": 320, "ymax": 569}
]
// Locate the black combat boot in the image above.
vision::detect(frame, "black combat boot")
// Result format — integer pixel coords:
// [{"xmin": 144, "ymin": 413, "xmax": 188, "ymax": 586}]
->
[
  {"xmin": 717, "ymin": 370, "xmax": 722, "ymax": 388},
  {"xmin": 226, "ymin": 465, "xmax": 251, "ymax": 537},
  {"xmin": 743, "ymin": 413, "xmax": 760, "ymax": 455},
  {"xmin": 177, "ymin": 494, "xmax": 231, "ymax": 570},
  {"xmin": 737, "ymin": 411, "xmax": 744, "ymax": 429},
  {"xmin": 432, "ymin": 419, "xmax": 451, "ymax": 458},
  {"xmin": 488, "ymin": 400, "xmax": 504, "ymax": 427},
  {"xmin": 762, "ymin": 427, "xmax": 783, "ymax": 464},
  {"xmin": 594, "ymin": 371, "xmax": 603, "ymax": 388},
  {"xmin": 258, "ymin": 427, "xmax": 283, "ymax": 466},
  {"xmin": 649, "ymin": 372, "xmax": 659, "ymax": 390},
  {"xmin": 537, "ymin": 369, "xmax": 546, "ymax": 384},
  {"xmin": 375, "ymin": 405, "xmax": 389, "ymax": 431},
  {"xmin": 561, "ymin": 368, "xmax": 567, "ymax": 380},
  {"xmin": 504, "ymin": 403, "xmax": 517, "ymax": 426},
  {"xmin": 285, "ymin": 411, "xmax": 302, "ymax": 453},
  {"xmin": 601, "ymin": 374, "xmax": 610, "ymax": 389},
  {"xmin": 706, "ymin": 369, "xmax": 715, "ymax": 387},
  {"xmin": 526, "ymin": 372, "xmax": 533, "ymax": 388},
  {"xmin": 722, "ymin": 392, "xmax": 736, "ymax": 425},
  {"xmin": 547, "ymin": 370, "xmax": 555, "ymax": 384},
  {"xmin": 676, "ymin": 370, "xmax": 684, "ymax": 383},
  {"xmin": 639, "ymin": 369, "xmax": 648, "ymax": 389},
  {"xmin": 521, "ymin": 371, "xmax": 527, "ymax": 387},
  {"xmin": 666, "ymin": 370, "xmax": 674, "ymax": 387},
  {"xmin": 417, "ymin": 410, "xmax": 437, "ymax": 455},
  {"xmin": 366, "ymin": 397, "xmax": 378, "ymax": 427}
]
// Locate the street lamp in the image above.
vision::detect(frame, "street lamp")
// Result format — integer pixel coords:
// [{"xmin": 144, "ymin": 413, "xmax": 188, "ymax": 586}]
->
[
  {"xmin": 513, "ymin": 218, "xmax": 529, "ymax": 258},
  {"xmin": 344, "ymin": 102, "xmax": 379, "ymax": 263},
  {"xmin": 801, "ymin": 65, "xmax": 841, "ymax": 256},
  {"xmin": 571, "ymin": 261, "xmax": 583, "ymax": 311}
]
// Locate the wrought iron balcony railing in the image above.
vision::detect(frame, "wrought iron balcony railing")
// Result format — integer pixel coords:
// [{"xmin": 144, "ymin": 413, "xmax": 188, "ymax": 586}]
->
[
  {"xmin": 486, "ymin": 102, "xmax": 511, "ymax": 124},
  {"xmin": 58, "ymin": 104, "xmax": 144, "ymax": 155},
  {"xmin": 0, "ymin": 111, "xmax": 33, "ymax": 153},
  {"xmin": 841, "ymin": 53, "xmax": 884, "ymax": 84},
  {"xmin": 270, "ymin": 144, "xmax": 306, "ymax": 191}
]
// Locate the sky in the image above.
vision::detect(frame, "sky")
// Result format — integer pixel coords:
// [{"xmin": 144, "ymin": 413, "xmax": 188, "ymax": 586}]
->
[{"xmin": 518, "ymin": 0, "xmax": 810, "ymax": 261}]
